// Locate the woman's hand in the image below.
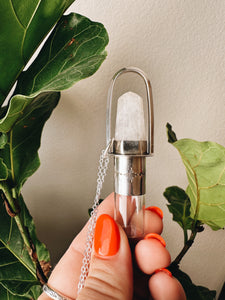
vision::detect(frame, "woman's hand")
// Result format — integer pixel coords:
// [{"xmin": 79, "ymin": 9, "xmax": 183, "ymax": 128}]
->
[{"xmin": 39, "ymin": 193, "xmax": 186, "ymax": 300}]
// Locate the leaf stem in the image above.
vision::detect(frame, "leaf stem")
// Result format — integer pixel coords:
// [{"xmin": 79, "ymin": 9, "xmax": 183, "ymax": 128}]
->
[
  {"xmin": 183, "ymin": 229, "xmax": 188, "ymax": 245},
  {"xmin": 9, "ymin": 130, "xmax": 15, "ymax": 183},
  {"xmin": 173, "ymin": 228, "xmax": 197, "ymax": 266},
  {"xmin": 0, "ymin": 182, "xmax": 47, "ymax": 284}
]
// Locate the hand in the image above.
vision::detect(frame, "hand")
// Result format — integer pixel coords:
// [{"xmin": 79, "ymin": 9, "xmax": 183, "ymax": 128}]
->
[{"xmin": 39, "ymin": 193, "xmax": 186, "ymax": 300}]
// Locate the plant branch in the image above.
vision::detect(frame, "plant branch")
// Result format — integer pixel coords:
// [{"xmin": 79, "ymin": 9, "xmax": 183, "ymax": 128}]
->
[
  {"xmin": 0, "ymin": 183, "xmax": 48, "ymax": 284},
  {"xmin": 172, "ymin": 230, "xmax": 197, "ymax": 266},
  {"xmin": 183, "ymin": 229, "xmax": 188, "ymax": 245},
  {"xmin": 172, "ymin": 218, "xmax": 205, "ymax": 266}
]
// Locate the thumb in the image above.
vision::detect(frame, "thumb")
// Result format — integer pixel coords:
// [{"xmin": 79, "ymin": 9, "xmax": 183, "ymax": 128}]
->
[{"xmin": 77, "ymin": 214, "xmax": 133, "ymax": 300}]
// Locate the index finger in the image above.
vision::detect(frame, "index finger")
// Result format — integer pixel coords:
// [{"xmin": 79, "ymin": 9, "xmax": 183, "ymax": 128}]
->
[{"xmin": 45, "ymin": 193, "xmax": 115, "ymax": 299}]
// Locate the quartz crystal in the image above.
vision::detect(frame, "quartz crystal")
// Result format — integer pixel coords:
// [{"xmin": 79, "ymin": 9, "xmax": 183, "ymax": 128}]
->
[{"xmin": 115, "ymin": 91, "xmax": 146, "ymax": 140}]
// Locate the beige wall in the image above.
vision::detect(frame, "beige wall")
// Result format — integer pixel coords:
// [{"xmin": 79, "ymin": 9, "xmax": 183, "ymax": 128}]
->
[{"xmin": 23, "ymin": 0, "xmax": 225, "ymax": 296}]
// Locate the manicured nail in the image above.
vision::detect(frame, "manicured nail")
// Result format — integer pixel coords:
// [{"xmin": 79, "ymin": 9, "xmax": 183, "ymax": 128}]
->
[
  {"xmin": 154, "ymin": 268, "xmax": 172, "ymax": 277},
  {"xmin": 145, "ymin": 206, "xmax": 163, "ymax": 219},
  {"xmin": 144, "ymin": 233, "xmax": 166, "ymax": 247},
  {"xmin": 94, "ymin": 214, "xmax": 120, "ymax": 257}
]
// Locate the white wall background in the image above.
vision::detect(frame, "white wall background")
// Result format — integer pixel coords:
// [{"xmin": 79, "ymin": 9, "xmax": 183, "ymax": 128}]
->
[{"xmin": 23, "ymin": 0, "xmax": 225, "ymax": 296}]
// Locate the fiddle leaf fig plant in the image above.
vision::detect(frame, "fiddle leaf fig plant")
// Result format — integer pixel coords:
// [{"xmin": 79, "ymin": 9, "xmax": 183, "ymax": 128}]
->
[
  {"xmin": 0, "ymin": 1, "xmax": 109, "ymax": 299},
  {"xmin": 165, "ymin": 123, "xmax": 225, "ymax": 300}
]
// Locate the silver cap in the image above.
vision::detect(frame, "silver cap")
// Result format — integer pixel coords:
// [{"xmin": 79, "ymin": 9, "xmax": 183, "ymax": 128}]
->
[{"xmin": 114, "ymin": 156, "xmax": 146, "ymax": 196}]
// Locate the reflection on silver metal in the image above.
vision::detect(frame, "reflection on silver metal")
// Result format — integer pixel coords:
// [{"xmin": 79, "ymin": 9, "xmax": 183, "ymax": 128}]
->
[
  {"xmin": 112, "ymin": 140, "xmax": 148, "ymax": 156},
  {"xmin": 106, "ymin": 67, "xmax": 154, "ymax": 155},
  {"xmin": 43, "ymin": 285, "xmax": 69, "ymax": 300},
  {"xmin": 114, "ymin": 156, "xmax": 146, "ymax": 196}
]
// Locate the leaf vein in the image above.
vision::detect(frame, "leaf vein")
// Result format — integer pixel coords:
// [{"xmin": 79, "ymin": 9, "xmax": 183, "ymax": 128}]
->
[
  {"xmin": 176, "ymin": 147, "xmax": 200, "ymax": 220},
  {"xmin": 9, "ymin": 0, "xmax": 25, "ymax": 29},
  {"xmin": 0, "ymin": 261, "xmax": 18, "ymax": 268},
  {"xmin": 30, "ymin": 24, "xmax": 101, "ymax": 94},
  {"xmin": 21, "ymin": 0, "xmax": 42, "ymax": 63},
  {"xmin": 0, "ymin": 239, "xmax": 35, "ymax": 277}
]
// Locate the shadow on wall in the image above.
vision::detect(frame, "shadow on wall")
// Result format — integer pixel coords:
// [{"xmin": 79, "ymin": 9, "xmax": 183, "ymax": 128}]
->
[{"xmin": 28, "ymin": 189, "xmax": 89, "ymax": 265}]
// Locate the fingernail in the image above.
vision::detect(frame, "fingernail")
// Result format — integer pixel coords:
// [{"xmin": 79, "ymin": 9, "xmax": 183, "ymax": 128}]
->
[
  {"xmin": 144, "ymin": 233, "xmax": 166, "ymax": 247},
  {"xmin": 154, "ymin": 268, "xmax": 172, "ymax": 277},
  {"xmin": 94, "ymin": 214, "xmax": 120, "ymax": 257},
  {"xmin": 145, "ymin": 206, "xmax": 163, "ymax": 219}
]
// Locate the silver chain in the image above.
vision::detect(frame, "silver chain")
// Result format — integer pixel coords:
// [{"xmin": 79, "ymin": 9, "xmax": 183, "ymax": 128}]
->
[{"xmin": 77, "ymin": 142, "xmax": 111, "ymax": 294}]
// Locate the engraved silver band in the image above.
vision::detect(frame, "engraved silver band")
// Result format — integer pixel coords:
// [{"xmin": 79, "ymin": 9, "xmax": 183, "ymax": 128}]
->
[
  {"xmin": 114, "ymin": 155, "xmax": 146, "ymax": 196},
  {"xmin": 43, "ymin": 284, "xmax": 71, "ymax": 300}
]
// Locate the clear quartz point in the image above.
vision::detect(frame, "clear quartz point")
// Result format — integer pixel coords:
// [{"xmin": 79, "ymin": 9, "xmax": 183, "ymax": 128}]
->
[{"xmin": 115, "ymin": 91, "xmax": 146, "ymax": 141}]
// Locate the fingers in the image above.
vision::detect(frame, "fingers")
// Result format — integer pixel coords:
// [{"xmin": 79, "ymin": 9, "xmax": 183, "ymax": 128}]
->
[
  {"xmin": 39, "ymin": 193, "xmax": 164, "ymax": 299},
  {"xmin": 44, "ymin": 193, "xmax": 115, "ymax": 299},
  {"xmin": 77, "ymin": 214, "xmax": 133, "ymax": 300},
  {"xmin": 135, "ymin": 235, "xmax": 186, "ymax": 300},
  {"xmin": 145, "ymin": 207, "xmax": 163, "ymax": 234},
  {"xmin": 149, "ymin": 270, "xmax": 186, "ymax": 300},
  {"xmin": 135, "ymin": 234, "xmax": 171, "ymax": 274}
]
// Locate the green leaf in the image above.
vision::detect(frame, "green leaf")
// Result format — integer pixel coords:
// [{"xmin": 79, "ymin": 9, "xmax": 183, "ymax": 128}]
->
[
  {"xmin": 169, "ymin": 265, "xmax": 216, "ymax": 300},
  {"xmin": 15, "ymin": 13, "xmax": 109, "ymax": 97},
  {"xmin": 0, "ymin": 158, "xmax": 8, "ymax": 181},
  {"xmin": 164, "ymin": 186, "xmax": 193, "ymax": 231},
  {"xmin": 0, "ymin": 189, "xmax": 49, "ymax": 296},
  {"xmin": 0, "ymin": 283, "xmax": 42, "ymax": 299},
  {"xmin": 0, "ymin": 13, "xmax": 108, "ymax": 134},
  {"xmin": 0, "ymin": 0, "xmax": 75, "ymax": 104},
  {"xmin": 17, "ymin": 193, "xmax": 50, "ymax": 264},
  {"xmin": 168, "ymin": 125, "xmax": 225, "ymax": 230},
  {"xmin": 0, "ymin": 242, "xmax": 38, "ymax": 295},
  {"xmin": 172, "ymin": 138, "xmax": 225, "ymax": 230},
  {"xmin": 0, "ymin": 283, "xmax": 19, "ymax": 299},
  {"xmin": 27, "ymin": 285, "xmax": 43, "ymax": 299},
  {"xmin": 0, "ymin": 95, "xmax": 33, "ymax": 133},
  {"xmin": 0, "ymin": 133, "xmax": 7, "ymax": 148},
  {"xmin": 166, "ymin": 122, "xmax": 178, "ymax": 143},
  {"xmin": 0, "ymin": 92, "xmax": 60, "ymax": 192},
  {"xmin": 0, "ymin": 283, "xmax": 26, "ymax": 300},
  {"xmin": 0, "ymin": 134, "xmax": 8, "ymax": 180}
]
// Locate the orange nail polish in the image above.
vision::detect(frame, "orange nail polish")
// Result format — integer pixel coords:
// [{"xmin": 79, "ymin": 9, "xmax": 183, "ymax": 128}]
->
[
  {"xmin": 154, "ymin": 268, "xmax": 172, "ymax": 277},
  {"xmin": 145, "ymin": 206, "xmax": 163, "ymax": 219},
  {"xmin": 144, "ymin": 233, "xmax": 166, "ymax": 247},
  {"xmin": 94, "ymin": 214, "xmax": 120, "ymax": 257}
]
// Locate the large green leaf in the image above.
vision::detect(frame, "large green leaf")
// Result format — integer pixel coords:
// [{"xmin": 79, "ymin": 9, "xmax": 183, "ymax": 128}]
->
[
  {"xmin": 0, "ymin": 282, "xmax": 42, "ymax": 299},
  {"xmin": 0, "ymin": 13, "xmax": 108, "ymax": 135},
  {"xmin": 169, "ymin": 266, "xmax": 216, "ymax": 300},
  {"xmin": 0, "ymin": 242, "xmax": 38, "ymax": 295},
  {"xmin": 0, "ymin": 133, "xmax": 7, "ymax": 148},
  {"xmin": 167, "ymin": 125, "xmax": 225, "ymax": 230},
  {"xmin": 0, "ymin": 4, "xmax": 109, "ymax": 299},
  {"xmin": 0, "ymin": 134, "xmax": 8, "ymax": 180},
  {"xmin": 164, "ymin": 186, "xmax": 193, "ymax": 231},
  {"xmin": 27, "ymin": 285, "xmax": 43, "ymax": 299},
  {"xmin": 0, "ymin": 95, "xmax": 33, "ymax": 133},
  {"xmin": 0, "ymin": 159, "xmax": 8, "ymax": 181},
  {"xmin": 0, "ymin": 92, "xmax": 60, "ymax": 192},
  {"xmin": 0, "ymin": 0, "xmax": 75, "ymax": 104},
  {"xmin": 0, "ymin": 189, "xmax": 48, "ymax": 296},
  {"xmin": 15, "ymin": 13, "xmax": 109, "ymax": 97},
  {"xmin": 0, "ymin": 283, "xmax": 26, "ymax": 300}
]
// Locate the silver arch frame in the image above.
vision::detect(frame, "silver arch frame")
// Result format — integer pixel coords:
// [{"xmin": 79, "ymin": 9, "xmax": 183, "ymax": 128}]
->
[{"xmin": 106, "ymin": 67, "xmax": 154, "ymax": 155}]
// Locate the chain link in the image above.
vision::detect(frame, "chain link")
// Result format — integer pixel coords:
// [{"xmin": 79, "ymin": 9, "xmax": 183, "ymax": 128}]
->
[{"xmin": 77, "ymin": 143, "xmax": 111, "ymax": 294}]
